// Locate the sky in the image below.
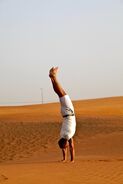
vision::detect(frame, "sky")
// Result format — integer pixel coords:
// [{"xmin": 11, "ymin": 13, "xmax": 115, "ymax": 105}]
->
[{"xmin": 0, "ymin": 0, "xmax": 123, "ymax": 105}]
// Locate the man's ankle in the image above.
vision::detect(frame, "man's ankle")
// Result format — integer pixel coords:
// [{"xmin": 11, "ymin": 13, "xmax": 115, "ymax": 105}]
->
[{"xmin": 49, "ymin": 74, "xmax": 57, "ymax": 79}]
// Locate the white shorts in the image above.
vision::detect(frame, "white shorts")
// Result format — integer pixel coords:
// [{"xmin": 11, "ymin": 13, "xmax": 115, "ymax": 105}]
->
[{"xmin": 59, "ymin": 95, "xmax": 76, "ymax": 140}]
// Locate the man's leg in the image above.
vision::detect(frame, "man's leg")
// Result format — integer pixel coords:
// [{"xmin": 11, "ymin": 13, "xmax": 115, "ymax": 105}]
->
[
  {"xmin": 49, "ymin": 67, "xmax": 66, "ymax": 97},
  {"xmin": 68, "ymin": 138, "xmax": 75, "ymax": 162}
]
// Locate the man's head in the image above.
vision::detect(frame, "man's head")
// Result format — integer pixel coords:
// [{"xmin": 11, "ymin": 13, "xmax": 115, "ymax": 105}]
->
[{"xmin": 58, "ymin": 138, "xmax": 68, "ymax": 149}]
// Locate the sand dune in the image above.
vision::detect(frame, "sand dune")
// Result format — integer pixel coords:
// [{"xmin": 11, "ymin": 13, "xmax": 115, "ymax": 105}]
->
[
  {"xmin": 0, "ymin": 160, "xmax": 123, "ymax": 184},
  {"xmin": 0, "ymin": 96, "xmax": 123, "ymax": 184}
]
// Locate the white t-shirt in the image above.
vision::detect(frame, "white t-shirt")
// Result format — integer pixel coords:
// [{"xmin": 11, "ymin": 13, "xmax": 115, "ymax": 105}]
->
[{"xmin": 59, "ymin": 95, "xmax": 76, "ymax": 140}]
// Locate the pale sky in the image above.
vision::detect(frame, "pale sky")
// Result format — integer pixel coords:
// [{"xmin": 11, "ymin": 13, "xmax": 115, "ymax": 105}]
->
[{"xmin": 0, "ymin": 0, "xmax": 123, "ymax": 105}]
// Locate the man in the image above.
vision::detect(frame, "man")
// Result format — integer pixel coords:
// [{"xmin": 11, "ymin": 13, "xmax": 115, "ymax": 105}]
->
[{"xmin": 49, "ymin": 67, "xmax": 76, "ymax": 162}]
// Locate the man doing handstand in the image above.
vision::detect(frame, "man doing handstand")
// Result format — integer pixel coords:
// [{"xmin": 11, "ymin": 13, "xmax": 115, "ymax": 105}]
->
[{"xmin": 49, "ymin": 67, "xmax": 76, "ymax": 162}]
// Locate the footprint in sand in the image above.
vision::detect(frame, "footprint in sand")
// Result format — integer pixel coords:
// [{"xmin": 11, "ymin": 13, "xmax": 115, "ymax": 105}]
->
[{"xmin": 0, "ymin": 175, "xmax": 8, "ymax": 183}]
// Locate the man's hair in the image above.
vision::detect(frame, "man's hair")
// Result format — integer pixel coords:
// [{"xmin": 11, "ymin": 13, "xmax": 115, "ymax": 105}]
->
[{"xmin": 58, "ymin": 138, "xmax": 68, "ymax": 149}]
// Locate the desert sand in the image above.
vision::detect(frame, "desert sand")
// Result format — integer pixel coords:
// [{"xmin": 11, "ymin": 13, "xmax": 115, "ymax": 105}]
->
[{"xmin": 0, "ymin": 96, "xmax": 123, "ymax": 184}]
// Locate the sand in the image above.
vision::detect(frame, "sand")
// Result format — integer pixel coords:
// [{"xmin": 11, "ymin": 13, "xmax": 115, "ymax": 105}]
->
[{"xmin": 0, "ymin": 96, "xmax": 123, "ymax": 184}]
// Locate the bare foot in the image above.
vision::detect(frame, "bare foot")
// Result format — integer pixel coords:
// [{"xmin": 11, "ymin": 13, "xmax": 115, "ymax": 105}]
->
[{"xmin": 49, "ymin": 67, "xmax": 59, "ymax": 78}]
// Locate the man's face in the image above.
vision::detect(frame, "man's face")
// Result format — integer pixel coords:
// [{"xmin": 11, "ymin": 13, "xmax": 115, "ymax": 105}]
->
[{"xmin": 58, "ymin": 138, "xmax": 68, "ymax": 149}]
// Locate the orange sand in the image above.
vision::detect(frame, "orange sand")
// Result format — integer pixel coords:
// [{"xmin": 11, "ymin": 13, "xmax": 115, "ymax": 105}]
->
[{"xmin": 0, "ymin": 96, "xmax": 123, "ymax": 184}]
